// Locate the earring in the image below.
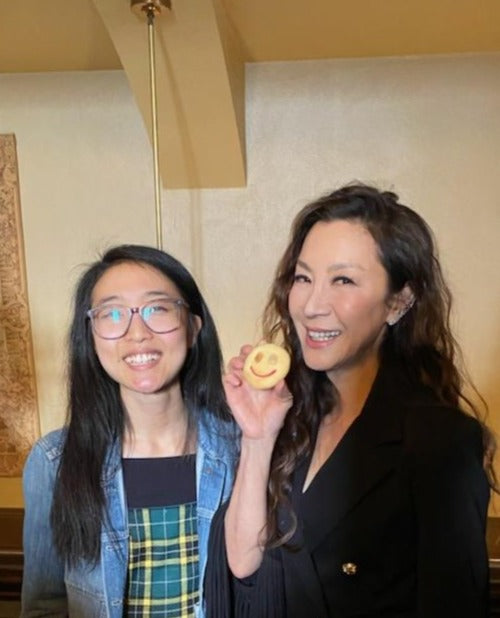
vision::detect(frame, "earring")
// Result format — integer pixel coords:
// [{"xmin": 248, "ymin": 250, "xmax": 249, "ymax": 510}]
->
[
  {"xmin": 388, "ymin": 298, "xmax": 415, "ymax": 327},
  {"xmin": 404, "ymin": 298, "xmax": 415, "ymax": 312}
]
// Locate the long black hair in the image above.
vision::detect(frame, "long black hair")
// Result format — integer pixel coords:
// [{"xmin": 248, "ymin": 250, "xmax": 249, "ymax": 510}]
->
[{"xmin": 51, "ymin": 244, "xmax": 230, "ymax": 565}]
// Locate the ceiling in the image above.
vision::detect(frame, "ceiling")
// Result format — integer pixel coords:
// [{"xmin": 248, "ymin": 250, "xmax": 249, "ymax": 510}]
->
[
  {"xmin": 1, "ymin": 0, "xmax": 500, "ymax": 72},
  {"xmin": 2, "ymin": 0, "xmax": 499, "ymax": 187}
]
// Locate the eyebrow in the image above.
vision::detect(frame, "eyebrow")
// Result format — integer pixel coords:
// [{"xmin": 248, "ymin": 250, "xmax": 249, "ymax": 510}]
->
[
  {"xmin": 296, "ymin": 259, "xmax": 365, "ymax": 272},
  {"xmin": 93, "ymin": 291, "xmax": 174, "ymax": 306}
]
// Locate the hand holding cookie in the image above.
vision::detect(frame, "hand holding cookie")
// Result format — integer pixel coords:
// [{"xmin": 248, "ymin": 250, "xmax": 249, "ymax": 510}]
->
[{"xmin": 242, "ymin": 343, "xmax": 291, "ymax": 390}]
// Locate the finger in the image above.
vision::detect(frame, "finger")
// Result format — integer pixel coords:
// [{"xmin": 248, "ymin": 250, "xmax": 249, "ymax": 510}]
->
[
  {"xmin": 239, "ymin": 344, "xmax": 253, "ymax": 357},
  {"xmin": 223, "ymin": 372, "xmax": 243, "ymax": 388},
  {"xmin": 227, "ymin": 355, "xmax": 245, "ymax": 372}
]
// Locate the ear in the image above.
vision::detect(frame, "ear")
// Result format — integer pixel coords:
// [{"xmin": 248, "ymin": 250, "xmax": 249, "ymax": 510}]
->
[
  {"xmin": 188, "ymin": 314, "xmax": 202, "ymax": 347},
  {"xmin": 386, "ymin": 284, "xmax": 415, "ymax": 327}
]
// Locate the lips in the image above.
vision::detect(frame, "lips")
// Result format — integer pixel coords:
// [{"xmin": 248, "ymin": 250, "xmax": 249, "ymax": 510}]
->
[{"xmin": 124, "ymin": 352, "xmax": 160, "ymax": 366}]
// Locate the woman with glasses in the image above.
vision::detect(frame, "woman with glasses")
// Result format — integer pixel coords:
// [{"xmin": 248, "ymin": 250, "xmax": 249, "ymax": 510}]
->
[{"xmin": 21, "ymin": 244, "xmax": 238, "ymax": 617}]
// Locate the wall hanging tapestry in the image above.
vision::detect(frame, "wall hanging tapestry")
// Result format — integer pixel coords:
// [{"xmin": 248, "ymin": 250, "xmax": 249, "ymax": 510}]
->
[{"xmin": 0, "ymin": 134, "xmax": 39, "ymax": 477}]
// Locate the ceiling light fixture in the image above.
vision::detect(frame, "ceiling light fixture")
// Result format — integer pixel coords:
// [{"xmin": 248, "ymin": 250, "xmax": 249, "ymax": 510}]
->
[{"xmin": 130, "ymin": 0, "xmax": 171, "ymax": 250}]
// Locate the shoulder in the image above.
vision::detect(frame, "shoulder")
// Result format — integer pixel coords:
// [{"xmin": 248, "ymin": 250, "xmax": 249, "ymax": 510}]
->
[
  {"xmin": 377, "ymin": 363, "xmax": 484, "ymax": 454},
  {"xmin": 374, "ymin": 363, "xmax": 488, "ymax": 495},
  {"xmin": 25, "ymin": 428, "xmax": 67, "ymax": 465},
  {"xmin": 197, "ymin": 411, "xmax": 240, "ymax": 462},
  {"xmin": 403, "ymin": 399, "xmax": 483, "ymax": 448},
  {"xmin": 399, "ymin": 401, "xmax": 486, "ymax": 483},
  {"xmin": 401, "ymin": 401, "xmax": 490, "ymax": 520},
  {"xmin": 23, "ymin": 428, "xmax": 67, "ymax": 494}
]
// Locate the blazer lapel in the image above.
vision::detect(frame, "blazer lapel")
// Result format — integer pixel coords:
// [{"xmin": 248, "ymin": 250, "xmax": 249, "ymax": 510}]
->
[
  {"xmin": 277, "ymin": 364, "xmax": 416, "ymax": 614},
  {"xmin": 280, "ymin": 469, "xmax": 332, "ymax": 618},
  {"xmin": 301, "ymin": 367, "xmax": 404, "ymax": 552}
]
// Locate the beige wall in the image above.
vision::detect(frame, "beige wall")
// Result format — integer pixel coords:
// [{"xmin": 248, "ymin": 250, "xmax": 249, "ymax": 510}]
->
[{"xmin": 1, "ymin": 52, "xmax": 499, "ymax": 509}]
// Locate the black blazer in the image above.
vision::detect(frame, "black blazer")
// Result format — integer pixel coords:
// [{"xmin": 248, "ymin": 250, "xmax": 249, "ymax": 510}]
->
[
  {"xmin": 204, "ymin": 362, "xmax": 490, "ymax": 618},
  {"xmin": 280, "ymin": 363, "xmax": 490, "ymax": 617}
]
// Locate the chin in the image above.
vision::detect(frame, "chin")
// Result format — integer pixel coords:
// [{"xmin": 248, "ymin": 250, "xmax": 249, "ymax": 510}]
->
[
  {"xmin": 300, "ymin": 345, "xmax": 333, "ymax": 367},
  {"xmin": 127, "ymin": 381, "xmax": 164, "ymax": 394},
  {"xmin": 303, "ymin": 357, "xmax": 336, "ymax": 373}
]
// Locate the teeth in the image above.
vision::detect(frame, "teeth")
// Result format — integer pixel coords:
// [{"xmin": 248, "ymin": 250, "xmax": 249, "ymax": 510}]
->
[
  {"xmin": 124, "ymin": 353, "xmax": 159, "ymax": 366},
  {"xmin": 308, "ymin": 330, "xmax": 340, "ymax": 342}
]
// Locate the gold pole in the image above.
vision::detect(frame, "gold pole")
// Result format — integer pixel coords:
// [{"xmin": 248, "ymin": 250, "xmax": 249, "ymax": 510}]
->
[
  {"xmin": 147, "ymin": 9, "xmax": 162, "ymax": 250},
  {"xmin": 131, "ymin": 0, "xmax": 171, "ymax": 250}
]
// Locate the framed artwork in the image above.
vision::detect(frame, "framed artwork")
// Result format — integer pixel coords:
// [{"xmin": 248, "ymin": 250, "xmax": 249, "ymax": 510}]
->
[{"xmin": 0, "ymin": 134, "xmax": 39, "ymax": 477}]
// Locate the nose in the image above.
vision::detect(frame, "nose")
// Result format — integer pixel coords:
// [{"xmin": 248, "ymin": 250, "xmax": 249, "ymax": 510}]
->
[
  {"xmin": 125, "ymin": 309, "xmax": 153, "ymax": 341},
  {"xmin": 303, "ymin": 282, "xmax": 331, "ymax": 318}
]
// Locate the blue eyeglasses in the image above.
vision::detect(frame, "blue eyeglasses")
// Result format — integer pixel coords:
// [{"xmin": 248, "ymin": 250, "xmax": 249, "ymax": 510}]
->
[{"xmin": 87, "ymin": 298, "xmax": 189, "ymax": 339}]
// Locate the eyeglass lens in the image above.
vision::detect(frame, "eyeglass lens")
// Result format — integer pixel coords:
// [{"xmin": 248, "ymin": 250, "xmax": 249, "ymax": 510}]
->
[{"xmin": 90, "ymin": 299, "xmax": 182, "ymax": 339}]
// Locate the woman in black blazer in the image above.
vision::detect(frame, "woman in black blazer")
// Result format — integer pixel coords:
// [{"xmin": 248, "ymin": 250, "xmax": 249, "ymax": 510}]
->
[{"xmin": 206, "ymin": 183, "xmax": 495, "ymax": 617}]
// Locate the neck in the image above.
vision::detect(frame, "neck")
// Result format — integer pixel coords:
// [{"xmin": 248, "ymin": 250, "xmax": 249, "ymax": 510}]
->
[
  {"xmin": 327, "ymin": 355, "xmax": 380, "ymax": 421},
  {"xmin": 121, "ymin": 385, "xmax": 194, "ymax": 457}
]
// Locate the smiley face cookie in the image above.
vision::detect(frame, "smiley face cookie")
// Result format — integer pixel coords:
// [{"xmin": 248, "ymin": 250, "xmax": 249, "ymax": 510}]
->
[{"xmin": 243, "ymin": 343, "xmax": 291, "ymax": 390}]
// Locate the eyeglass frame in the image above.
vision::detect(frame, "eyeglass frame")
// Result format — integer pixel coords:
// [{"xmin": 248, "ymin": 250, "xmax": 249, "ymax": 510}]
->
[{"xmin": 86, "ymin": 297, "xmax": 190, "ymax": 340}]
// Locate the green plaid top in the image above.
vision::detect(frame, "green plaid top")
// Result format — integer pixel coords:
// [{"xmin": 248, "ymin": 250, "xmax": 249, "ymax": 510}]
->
[{"xmin": 123, "ymin": 455, "xmax": 199, "ymax": 617}]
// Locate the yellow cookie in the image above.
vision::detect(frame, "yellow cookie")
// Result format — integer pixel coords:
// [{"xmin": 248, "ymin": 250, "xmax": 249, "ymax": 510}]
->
[{"xmin": 243, "ymin": 343, "xmax": 291, "ymax": 390}]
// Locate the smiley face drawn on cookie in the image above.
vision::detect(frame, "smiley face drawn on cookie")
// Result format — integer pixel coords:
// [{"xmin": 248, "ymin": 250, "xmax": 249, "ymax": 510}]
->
[{"xmin": 243, "ymin": 343, "xmax": 291, "ymax": 390}]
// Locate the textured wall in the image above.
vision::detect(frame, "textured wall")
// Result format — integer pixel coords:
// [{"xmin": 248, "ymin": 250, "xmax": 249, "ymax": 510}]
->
[{"xmin": 0, "ymin": 53, "xmax": 499, "ymax": 507}]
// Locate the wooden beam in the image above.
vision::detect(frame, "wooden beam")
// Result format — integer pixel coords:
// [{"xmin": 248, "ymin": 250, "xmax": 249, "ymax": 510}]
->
[{"xmin": 92, "ymin": 0, "xmax": 246, "ymax": 188}]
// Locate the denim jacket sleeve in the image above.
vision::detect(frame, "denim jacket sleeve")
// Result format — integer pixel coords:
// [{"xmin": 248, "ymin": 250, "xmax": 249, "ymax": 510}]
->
[{"xmin": 21, "ymin": 431, "xmax": 68, "ymax": 617}]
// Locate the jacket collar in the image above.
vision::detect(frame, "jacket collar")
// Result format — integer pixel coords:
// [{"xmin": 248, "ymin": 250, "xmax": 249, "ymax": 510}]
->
[
  {"xmin": 197, "ymin": 411, "xmax": 240, "ymax": 462},
  {"xmin": 279, "ymin": 363, "xmax": 414, "ymax": 616},
  {"xmin": 291, "ymin": 361, "xmax": 412, "ymax": 551},
  {"xmin": 100, "ymin": 409, "xmax": 240, "ymax": 485}
]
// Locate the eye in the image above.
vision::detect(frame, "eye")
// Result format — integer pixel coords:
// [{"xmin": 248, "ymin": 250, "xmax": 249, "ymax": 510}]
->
[
  {"xmin": 332, "ymin": 276, "xmax": 354, "ymax": 285},
  {"xmin": 145, "ymin": 300, "xmax": 174, "ymax": 316},
  {"xmin": 292, "ymin": 273, "xmax": 310, "ymax": 284},
  {"xmin": 98, "ymin": 306, "xmax": 126, "ymax": 322}
]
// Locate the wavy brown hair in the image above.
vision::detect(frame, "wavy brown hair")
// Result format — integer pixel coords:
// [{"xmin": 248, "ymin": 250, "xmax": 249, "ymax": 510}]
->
[{"xmin": 262, "ymin": 183, "xmax": 496, "ymax": 546}]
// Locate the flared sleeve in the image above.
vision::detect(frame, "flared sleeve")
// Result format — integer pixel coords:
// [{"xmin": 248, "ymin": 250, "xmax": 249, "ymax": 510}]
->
[{"xmin": 204, "ymin": 501, "xmax": 286, "ymax": 618}]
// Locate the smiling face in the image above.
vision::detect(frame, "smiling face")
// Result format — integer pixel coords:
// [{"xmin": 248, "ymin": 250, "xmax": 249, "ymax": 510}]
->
[
  {"xmin": 90, "ymin": 261, "xmax": 199, "ymax": 405},
  {"xmin": 243, "ymin": 342, "xmax": 291, "ymax": 390},
  {"xmin": 288, "ymin": 219, "xmax": 403, "ymax": 385}
]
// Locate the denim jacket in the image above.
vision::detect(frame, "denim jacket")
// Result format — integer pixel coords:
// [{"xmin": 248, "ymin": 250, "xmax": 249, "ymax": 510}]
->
[{"xmin": 21, "ymin": 412, "xmax": 239, "ymax": 617}]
